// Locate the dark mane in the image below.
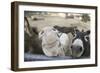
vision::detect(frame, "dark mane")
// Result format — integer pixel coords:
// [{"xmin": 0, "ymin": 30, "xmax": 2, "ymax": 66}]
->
[{"xmin": 54, "ymin": 25, "xmax": 76, "ymax": 36}]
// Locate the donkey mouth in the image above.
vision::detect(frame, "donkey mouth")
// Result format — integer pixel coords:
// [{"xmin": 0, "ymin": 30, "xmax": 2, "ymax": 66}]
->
[{"xmin": 71, "ymin": 45, "xmax": 83, "ymax": 57}]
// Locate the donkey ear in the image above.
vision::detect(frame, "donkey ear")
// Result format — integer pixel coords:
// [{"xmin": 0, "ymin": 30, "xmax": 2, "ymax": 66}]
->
[
  {"xmin": 86, "ymin": 30, "xmax": 90, "ymax": 35},
  {"xmin": 84, "ymin": 30, "xmax": 90, "ymax": 35}
]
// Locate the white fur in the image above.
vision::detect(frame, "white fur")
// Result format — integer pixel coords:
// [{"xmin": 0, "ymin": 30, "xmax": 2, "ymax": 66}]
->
[
  {"xmin": 59, "ymin": 33, "xmax": 69, "ymax": 53},
  {"xmin": 73, "ymin": 39, "xmax": 83, "ymax": 47},
  {"xmin": 39, "ymin": 26, "xmax": 71, "ymax": 56}
]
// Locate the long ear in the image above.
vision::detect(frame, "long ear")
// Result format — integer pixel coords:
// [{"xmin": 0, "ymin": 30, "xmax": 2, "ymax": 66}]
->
[
  {"xmin": 24, "ymin": 17, "xmax": 32, "ymax": 37},
  {"xmin": 84, "ymin": 30, "xmax": 90, "ymax": 36}
]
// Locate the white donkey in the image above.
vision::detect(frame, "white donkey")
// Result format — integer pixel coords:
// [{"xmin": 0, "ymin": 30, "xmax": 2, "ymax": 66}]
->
[{"xmin": 39, "ymin": 26, "xmax": 72, "ymax": 56}]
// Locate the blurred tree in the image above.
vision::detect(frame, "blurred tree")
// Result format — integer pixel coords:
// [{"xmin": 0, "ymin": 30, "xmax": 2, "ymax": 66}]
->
[{"xmin": 81, "ymin": 14, "xmax": 90, "ymax": 22}]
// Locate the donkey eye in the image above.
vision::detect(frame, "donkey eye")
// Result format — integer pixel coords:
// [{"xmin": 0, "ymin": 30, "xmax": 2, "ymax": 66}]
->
[
  {"xmin": 71, "ymin": 45, "xmax": 73, "ymax": 48},
  {"xmin": 53, "ymin": 28, "xmax": 56, "ymax": 31},
  {"xmin": 41, "ymin": 31, "xmax": 44, "ymax": 34}
]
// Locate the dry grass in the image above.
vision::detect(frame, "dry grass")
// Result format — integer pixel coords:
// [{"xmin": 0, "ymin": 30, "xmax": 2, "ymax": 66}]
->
[{"xmin": 27, "ymin": 15, "xmax": 90, "ymax": 32}]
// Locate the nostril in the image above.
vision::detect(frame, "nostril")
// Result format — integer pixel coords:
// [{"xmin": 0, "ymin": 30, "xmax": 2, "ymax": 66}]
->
[
  {"xmin": 79, "ymin": 46, "xmax": 82, "ymax": 52},
  {"xmin": 71, "ymin": 45, "xmax": 82, "ymax": 51},
  {"xmin": 71, "ymin": 45, "xmax": 73, "ymax": 49}
]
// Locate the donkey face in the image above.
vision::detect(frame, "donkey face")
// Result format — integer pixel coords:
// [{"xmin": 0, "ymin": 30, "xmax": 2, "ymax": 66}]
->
[{"xmin": 71, "ymin": 30, "xmax": 90, "ymax": 58}]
